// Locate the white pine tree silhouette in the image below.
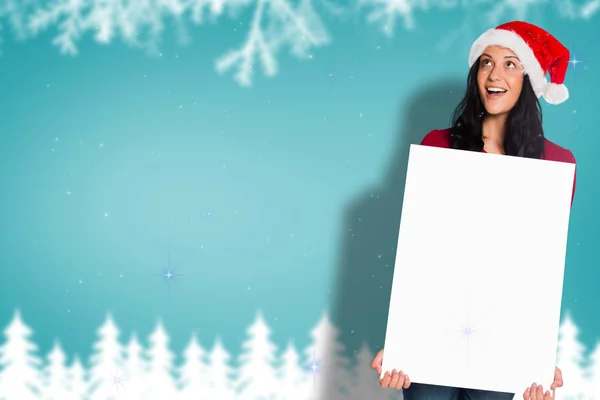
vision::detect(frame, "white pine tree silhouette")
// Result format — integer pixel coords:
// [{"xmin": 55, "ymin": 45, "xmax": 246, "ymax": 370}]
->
[
  {"xmin": 556, "ymin": 312, "xmax": 587, "ymax": 400},
  {"xmin": 66, "ymin": 354, "xmax": 88, "ymax": 400},
  {"xmin": 206, "ymin": 336, "xmax": 236, "ymax": 400},
  {"xmin": 177, "ymin": 331, "xmax": 210, "ymax": 399},
  {"xmin": 235, "ymin": 311, "xmax": 280, "ymax": 400},
  {"xmin": 87, "ymin": 311, "xmax": 126, "ymax": 400},
  {"xmin": 0, "ymin": 309, "xmax": 43, "ymax": 400},
  {"xmin": 122, "ymin": 332, "xmax": 148, "ymax": 399},
  {"xmin": 349, "ymin": 342, "xmax": 395, "ymax": 400},
  {"xmin": 585, "ymin": 340, "xmax": 600, "ymax": 400},
  {"xmin": 0, "ymin": 307, "xmax": 599, "ymax": 400},
  {"xmin": 144, "ymin": 319, "xmax": 177, "ymax": 400},
  {"xmin": 303, "ymin": 311, "xmax": 350, "ymax": 400},
  {"xmin": 277, "ymin": 340, "xmax": 311, "ymax": 400},
  {"xmin": 42, "ymin": 339, "xmax": 71, "ymax": 400}
]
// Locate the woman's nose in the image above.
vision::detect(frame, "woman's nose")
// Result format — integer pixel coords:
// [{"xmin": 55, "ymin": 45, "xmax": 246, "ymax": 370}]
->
[{"xmin": 488, "ymin": 64, "xmax": 502, "ymax": 81}]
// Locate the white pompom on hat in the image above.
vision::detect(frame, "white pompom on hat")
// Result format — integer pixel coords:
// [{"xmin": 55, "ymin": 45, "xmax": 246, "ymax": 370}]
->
[{"xmin": 469, "ymin": 21, "xmax": 571, "ymax": 105}]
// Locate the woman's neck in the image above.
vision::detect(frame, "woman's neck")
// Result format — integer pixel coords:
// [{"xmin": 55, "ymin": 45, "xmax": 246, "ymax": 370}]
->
[{"xmin": 482, "ymin": 114, "xmax": 507, "ymax": 154}]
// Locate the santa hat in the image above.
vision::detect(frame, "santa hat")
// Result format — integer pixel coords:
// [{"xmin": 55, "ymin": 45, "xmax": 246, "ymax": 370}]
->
[{"xmin": 469, "ymin": 21, "xmax": 570, "ymax": 105}]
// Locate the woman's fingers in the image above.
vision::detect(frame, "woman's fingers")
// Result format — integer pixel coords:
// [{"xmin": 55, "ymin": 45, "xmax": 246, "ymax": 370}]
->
[
  {"xmin": 529, "ymin": 384, "xmax": 538, "ymax": 400},
  {"xmin": 523, "ymin": 383, "xmax": 554, "ymax": 400},
  {"xmin": 389, "ymin": 369, "xmax": 400, "ymax": 388},
  {"xmin": 394, "ymin": 371, "xmax": 406, "ymax": 390},
  {"xmin": 378, "ymin": 367, "xmax": 409, "ymax": 391},
  {"xmin": 380, "ymin": 371, "xmax": 391, "ymax": 388},
  {"xmin": 403, "ymin": 374, "xmax": 411, "ymax": 389},
  {"xmin": 537, "ymin": 385, "xmax": 544, "ymax": 400},
  {"xmin": 530, "ymin": 384, "xmax": 545, "ymax": 400}
]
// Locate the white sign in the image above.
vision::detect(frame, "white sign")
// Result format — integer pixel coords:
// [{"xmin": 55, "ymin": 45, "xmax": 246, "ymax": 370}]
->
[{"xmin": 381, "ymin": 144, "xmax": 575, "ymax": 395}]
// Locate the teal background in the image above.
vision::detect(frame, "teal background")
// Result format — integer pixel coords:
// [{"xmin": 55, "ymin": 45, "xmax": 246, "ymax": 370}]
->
[{"xmin": 0, "ymin": 1, "xmax": 598, "ymax": 366}]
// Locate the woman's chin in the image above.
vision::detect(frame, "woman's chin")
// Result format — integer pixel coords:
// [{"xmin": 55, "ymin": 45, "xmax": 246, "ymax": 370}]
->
[{"xmin": 483, "ymin": 108, "xmax": 509, "ymax": 117}]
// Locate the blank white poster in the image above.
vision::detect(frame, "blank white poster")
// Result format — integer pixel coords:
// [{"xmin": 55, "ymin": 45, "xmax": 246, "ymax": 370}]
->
[{"xmin": 381, "ymin": 144, "xmax": 575, "ymax": 396}]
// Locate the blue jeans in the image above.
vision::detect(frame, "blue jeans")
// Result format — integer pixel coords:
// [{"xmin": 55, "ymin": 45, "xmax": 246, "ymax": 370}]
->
[{"xmin": 402, "ymin": 383, "xmax": 515, "ymax": 400}]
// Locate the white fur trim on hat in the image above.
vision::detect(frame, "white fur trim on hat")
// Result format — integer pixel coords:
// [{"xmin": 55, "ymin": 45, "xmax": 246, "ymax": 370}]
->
[
  {"xmin": 469, "ymin": 28, "xmax": 548, "ymax": 101},
  {"xmin": 544, "ymin": 82, "xmax": 569, "ymax": 104}
]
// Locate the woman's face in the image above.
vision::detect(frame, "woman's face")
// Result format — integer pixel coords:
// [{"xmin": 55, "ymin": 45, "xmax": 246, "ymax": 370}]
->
[{"xmin": 477, "ymin": 45, "xmax": 525, "ymax": 116}]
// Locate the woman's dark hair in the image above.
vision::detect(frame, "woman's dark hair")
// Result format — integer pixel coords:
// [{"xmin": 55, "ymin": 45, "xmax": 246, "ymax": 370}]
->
[{"xmin": 449, "ymin": 57, "xmax": 545, "ymax": 159}]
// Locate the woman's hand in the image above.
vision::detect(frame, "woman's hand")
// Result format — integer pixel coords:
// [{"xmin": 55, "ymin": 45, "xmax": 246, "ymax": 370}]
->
[
  {"xmin": 370, "ymin": 348, "xmax": 412, "ymax": 390},
  {"xmin": 523, "ymin": 366, "xmax": 563, "ymax": 400}
]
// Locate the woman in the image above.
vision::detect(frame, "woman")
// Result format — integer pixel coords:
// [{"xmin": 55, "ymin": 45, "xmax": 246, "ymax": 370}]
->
[{"xmin": 371, "ymin": 21, "xmax": 576, "ymax": 400}]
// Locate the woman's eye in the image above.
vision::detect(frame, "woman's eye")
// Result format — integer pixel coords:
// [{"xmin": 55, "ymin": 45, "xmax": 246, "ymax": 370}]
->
[{"xmin": 506, "ymin": 61, "xmax": 515, "ymax": 68}]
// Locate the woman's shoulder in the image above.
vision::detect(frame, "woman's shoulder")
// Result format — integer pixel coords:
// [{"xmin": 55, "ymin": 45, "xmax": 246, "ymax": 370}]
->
[
  {"xmin": 420, "ymin": 128, "xmax": 452, "ymax": 148},
  {"xmin": 542, "ymin": 138, "xmax": 576, "ymax": 164}
]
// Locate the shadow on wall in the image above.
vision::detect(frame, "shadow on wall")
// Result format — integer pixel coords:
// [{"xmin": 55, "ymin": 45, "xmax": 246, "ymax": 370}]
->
[{"xmin": 325, "ymin": 77, "xmax": 466, "ymax": 397}]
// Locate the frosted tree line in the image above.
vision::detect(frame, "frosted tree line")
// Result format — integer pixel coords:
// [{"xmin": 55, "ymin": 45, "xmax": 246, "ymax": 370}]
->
[{"xmin": 0, "ymin": 309, "xmax": 597, "ymax": 400}]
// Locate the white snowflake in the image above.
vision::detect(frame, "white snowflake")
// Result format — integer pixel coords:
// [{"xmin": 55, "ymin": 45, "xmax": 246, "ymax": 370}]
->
[
  {"xmin": 215, "ymin": 0, "xmax": 331, "ymax": 86},
  {"xmin": 0, "ymin": 0, "xmax": 35, "ymax": 55},
  {"xmin": 0, "ymin": 0, "xmax": 596, "ymax": 85},
  {"xmin": 557, "ymin": 0, "xmax": 600, "ymax": 19},
  {"xmin": 357, "ymin": 0, "xmax": 599, "ymax": 37},
  {"xmin": 357, "ymin": 0, "xmax": 428, "ymax": 35},
  {"xmin": 28, "ymin": 0, "xmax": 88, "ymax": 55}
]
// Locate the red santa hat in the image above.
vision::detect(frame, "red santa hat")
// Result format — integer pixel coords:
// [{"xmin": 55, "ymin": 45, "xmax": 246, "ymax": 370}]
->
[{"xmin": 469, "ymin": 21, "xmax": 570, "ymax": 105}]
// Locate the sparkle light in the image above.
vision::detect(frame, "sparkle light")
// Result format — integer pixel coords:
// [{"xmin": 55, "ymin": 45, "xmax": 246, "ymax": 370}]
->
[
  {"xmin": 109, "ymin": 368, "xmax": 126, "ymax": 392},
  {"xmin": 569, "ymin": 56, "xmax": 583, "ymax": 70},
  {"xmin": 567, "ymin": 54, "xmax": 585, "ymax": 86},
  {"xmin": 303, "ymin": 346, "xmax": 329, "ymax": 390},
  {"xmin": 154, "ymin": 253, "xmax": 184, "ymax": 297},
  {"xmin": 324, "ymin": 71, "xmax": 336, "ymax": 84}
]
